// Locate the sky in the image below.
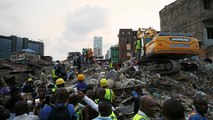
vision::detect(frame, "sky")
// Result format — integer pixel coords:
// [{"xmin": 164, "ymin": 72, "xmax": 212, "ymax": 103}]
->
[{"xmin": 0, "ymin": 0, "xmax": 176, "ymax": 61}]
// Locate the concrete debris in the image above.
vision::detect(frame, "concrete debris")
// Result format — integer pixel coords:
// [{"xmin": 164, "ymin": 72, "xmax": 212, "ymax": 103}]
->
[
  {"xmin": 1, "ymin": 58, "xmax": 213, "ymax": 119},
  {"xmin": 80, "ymin": 60, "xmax": 213, "ymax": 119}
]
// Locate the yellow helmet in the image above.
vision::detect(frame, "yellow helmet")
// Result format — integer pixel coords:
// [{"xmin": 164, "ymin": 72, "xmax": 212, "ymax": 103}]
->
[
  {"xmin": 77, "ymin": 74, "xmax": 85, "ymax": 81},
  {"xmin": 27, "ymin": 78, "xmax": 33, "ymax": 82},
  {"xmin": 100, "ymin": 78, "xmax": 108, "ymax": 87},
  {"xmin": 56, "ymin": 78, "xmax": 65, "ymax": 85}
]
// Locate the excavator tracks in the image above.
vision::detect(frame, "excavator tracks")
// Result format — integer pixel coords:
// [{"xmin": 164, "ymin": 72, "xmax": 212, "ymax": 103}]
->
[{"xmin": 138, "ymin": 59, "xmax": 198, "ymax": 75}]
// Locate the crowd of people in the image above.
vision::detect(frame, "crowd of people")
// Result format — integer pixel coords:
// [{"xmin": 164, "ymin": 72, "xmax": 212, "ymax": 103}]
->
[{"xmin": 0, "ymin": 60, "xmax": 210, "ymax": 120}]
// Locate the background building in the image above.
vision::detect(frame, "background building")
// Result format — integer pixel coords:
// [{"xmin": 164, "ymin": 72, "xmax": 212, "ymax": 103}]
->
[
  {"xmin": 0, "ymin": 35, "xmax": 44, "ymax": 59},
  {"xmin": 110, "ymin": 45, "xmax": 119, "ymax": 63},
  {"xmin": 118, "ymin": 29, "xmax": 137, "ymax": 61},
  {"xmin": 160, "ymin": 0, "xmax": 213, "ymax": 48},
  {"xmin": 93, "ymin": 36, "xmax": 103, "ymax": 57}
]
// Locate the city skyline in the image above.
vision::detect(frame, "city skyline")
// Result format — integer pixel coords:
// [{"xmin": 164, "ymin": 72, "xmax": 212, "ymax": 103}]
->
[{"xmin": 0, "ymin": 0, "xmax": 176, "ymax": 60}]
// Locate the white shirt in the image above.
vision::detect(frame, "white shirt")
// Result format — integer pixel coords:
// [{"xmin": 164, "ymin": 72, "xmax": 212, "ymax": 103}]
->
[
  {"xmin": 82, "ymin": 96, "xmax": 116, "ymax": 112},
  {"xmin": 13, "ymin": 113, "xmax": 40, "ymax": 120}
]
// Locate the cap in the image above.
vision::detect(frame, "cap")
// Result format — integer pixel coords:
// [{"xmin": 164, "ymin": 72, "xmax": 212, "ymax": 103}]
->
[
  {"xmin": 100, "ymin": 78, "xmax": 108, "ymax": 87},
  {"xmin": 56, "ymin": 78, "xmax": 65, "ymax": 85},
  {"xmin": 77, "ymin": 74, "xmax": 85, "ymax": 81}
]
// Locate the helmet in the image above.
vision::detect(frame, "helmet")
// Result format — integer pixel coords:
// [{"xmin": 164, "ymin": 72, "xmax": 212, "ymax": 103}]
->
[
  {"xmin": 56, "ymin": 78, "xmax": 65, "ymax": 85},
  {"xmin": 100, "ymin": 78, "xmax": 108, "ymax": 87},
  {"xmin": 27, "ymin": 78, "xmax": 33, "ymax": 82},
  {"xmin": 77, "ymin": 74, "xmax": 85, "ymax": 81}
]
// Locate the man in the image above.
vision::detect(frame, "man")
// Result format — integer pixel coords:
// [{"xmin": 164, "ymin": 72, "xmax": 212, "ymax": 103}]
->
[
  {"xmin": 99, "ymin": 78, "xmax": 115, "ymax": 104},
  {"xmin": 93, "ymin": 101, "xmax": 113, "ymax": 120},
  {"xmin": 0, "ymin": 105, "xmax": 10, "ymax": 120},
  {"xmin": 69, "ymin": 94, "xmax": 84, "ymax": 120},
  {"xmin": 136, "ymin": 38, "xmax": 142, "ymax": 59},
  {"xmin": 188, "ymin": 95, "xmax": 208, "ymax": 120},
  {"xmin": 34, "ymin": 85, "xmax": 50, "ymax": 116},
  {"xmin": 40, "ymin": 88, "xmax": 77, "ymax": 120},
  {"xmin": 84, "ymin": 90, "xmax": 99, "ymax": 120},
  {"xmin": 40, "ymin": 69, "xmax": 48, "ymax": 86},
  {"xmin": 55, "ymin": 78, "xmax": 65, "ymax": 88},
  {"xmin": 131, "ymin": 84, "xmax": 145, "ymax": 115},
  {"xmin": 132, "ymin": 95, "xmax": 157, "ymax": 120},
  {"xmin": 76, "ymin": 74, "xmax": 88, "ymax": 93},
  {"xmin": 78, "ymin": 89, "xmax": 117, "ymax": 120},
  {"xmin": 162, "ymin": 98, "xmax": 185, "ymax": 120},
  {"xmin": 13, "ymin": 100, "xmax": 40, "ymax": 120},
  {"xmin": 22, "ymin": 78, "xmax": 35, "ymax": 94}
]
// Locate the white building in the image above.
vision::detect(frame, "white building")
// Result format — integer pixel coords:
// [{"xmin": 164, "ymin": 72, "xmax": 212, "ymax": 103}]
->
[{"xmin": 93, "ymin": 36, "xmax": 102, "ymax": 57}]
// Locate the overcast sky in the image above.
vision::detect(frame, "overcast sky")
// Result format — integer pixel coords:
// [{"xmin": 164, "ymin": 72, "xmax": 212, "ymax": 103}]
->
[{"xmin": 0, "ymin": 0, "xmax": 176, "ymax": 60}]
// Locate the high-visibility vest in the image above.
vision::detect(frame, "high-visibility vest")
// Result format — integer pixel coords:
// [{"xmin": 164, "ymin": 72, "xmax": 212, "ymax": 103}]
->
[
  {"xmin": 104, "ymin": 89, "xmax": 114, "ymax": 103},
  {"xmin": 51, "ymin": 69, "xmax": 58, "ymax": 78},
  {"xmin": 75, "ymin": 105, "xmax": 83, "ymax": 120},
  {"xmin": 136, "ymin": 39, "xmax": 141, "ymax": 50},
  {"xmin": 132, "ymin": 113, "xmax": 148, "ymax": 120},
  {"xmin": 110, "ymin": 62, "xmax": 113, "ymax": 68},
  {"xmin": 109, "ymin": 112, "xmax": 117, "ymax": 120}
]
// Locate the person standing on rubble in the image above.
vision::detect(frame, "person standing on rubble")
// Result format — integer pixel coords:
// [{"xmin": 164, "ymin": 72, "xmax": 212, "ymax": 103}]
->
[
  {"xmin": 99, "ymin": 78, "xmax": 115, "ymax": 105},
  {"xmin": 188, "ymin": 95, "xmax": 208, "ymax": 120},
  {"xmin": 132, "ymin": 95, "xmax": 157, "ymax": 120},
  {"xmin": 40, "ymin": 69, "xmax": 49, "ymax": 86},
  {"xmin": 76, "ymin": 74, "xmax": 88, "ymax": 94}
]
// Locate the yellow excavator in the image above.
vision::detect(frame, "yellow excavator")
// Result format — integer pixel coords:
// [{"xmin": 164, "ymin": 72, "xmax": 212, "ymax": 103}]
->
[{"xmin": 137, "ymin": 27, "xmax": 200, "ymax": 74}]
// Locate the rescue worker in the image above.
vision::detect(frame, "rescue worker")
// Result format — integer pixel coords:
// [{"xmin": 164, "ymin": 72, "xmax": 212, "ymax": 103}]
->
[
  {"xmin": 55, "ymin": 78, "xmax": 65, "ymax": 88},
  {"xmin": 78, "ymin": 89, "xmax": 117, "ymax": 120},
  {"xmin": 132, "ymin": 95, "xmax": 157, "ymax": 120},
  {"xmin": 136, "ymin": 38, "xmax": 142, "ymax": 59},
  {"xmin": 76, "ymin": 74, "xmax": 87, "ymax": 94},
  {"xmin": 109, "ymin": 61, "xmax": 113, "ymax": 70},
  {"xmin": 22, "ymin": 78, "xmax": 35, "ymax": 94},
  {"xmin": 93, "ymin": 101, "xmax": 113, "ymax": 120},
  {"xmin": 69, "ymin": 94, "xmax": 84, "ymax": 120},
  {"xmin": 188, "ymin": 95, "xmax": 208, "ymax": 120},
  {"xmin": 99, "ymin": 78, "xmax": 115, "ymax": 104},
  {"xmin": 51, "ymin": 66, "xmax": 58, "ymax": 82}
]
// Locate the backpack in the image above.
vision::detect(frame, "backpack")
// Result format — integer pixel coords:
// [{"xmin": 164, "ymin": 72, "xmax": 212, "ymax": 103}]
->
[{"xmin": 48, "ymin": 103, "xmax": 72, "ymax": 120}]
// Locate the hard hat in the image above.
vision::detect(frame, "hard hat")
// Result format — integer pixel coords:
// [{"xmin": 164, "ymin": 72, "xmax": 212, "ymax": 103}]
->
[
  {"xmin": 27, "ymin": 78, "xmax": 33, "ymax": 82},
  {"xmin": 56, "ymin": 78, "xmax": 65, "ymax": 85},
  {"xmin": 100, "ymin": 78, "xmax": 108, "ymax": 87},
  {"xmin": 77, "ymin": 74, "xmax": 85, "ymax": 81}
]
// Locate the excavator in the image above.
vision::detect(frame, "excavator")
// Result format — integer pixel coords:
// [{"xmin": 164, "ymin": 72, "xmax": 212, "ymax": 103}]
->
[{"xmin": 137, "ymin": 27, "xmax": 200, "ymax": 74}]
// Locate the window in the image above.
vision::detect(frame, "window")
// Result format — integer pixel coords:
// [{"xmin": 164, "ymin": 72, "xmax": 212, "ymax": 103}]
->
[
  {"xmin": 204, "ymin": 0, "xmax": 211, "ymax": 9},
  {"xmin": 126, "ymin": 40, "xmax": 129, "ymax": 44},
  {"xmin": 207, "ymin": 27, "xmax": 213, "ymax": 39},
  {"xmin": 122, "ymin": 32, "xmax": 125, "ymax": 34}
]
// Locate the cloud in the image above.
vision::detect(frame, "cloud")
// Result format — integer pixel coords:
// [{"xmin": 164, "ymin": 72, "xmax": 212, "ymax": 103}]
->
[
  {"xmin": 63, "ymin": 4, "xmax": 108, "ymax": 40},
  {"xmin": 48, "ymin": 4, "xmax": 108, "ymax": 60}
]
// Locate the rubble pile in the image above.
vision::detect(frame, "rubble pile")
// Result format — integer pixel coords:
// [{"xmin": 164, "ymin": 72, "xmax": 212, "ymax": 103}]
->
[{"xmin": 81, "ymin": 61, "xmax": 213, "ymax": 119}]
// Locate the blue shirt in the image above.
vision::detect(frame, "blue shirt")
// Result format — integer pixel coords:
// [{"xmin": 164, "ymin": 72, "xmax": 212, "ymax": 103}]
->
[
  {"xmin": 40, "ymin": 103, "xmax": 77, "ymax": 120},
  {"xmin": 189, "ymin": 110, "xmax": 207, "ymax": 120}
]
